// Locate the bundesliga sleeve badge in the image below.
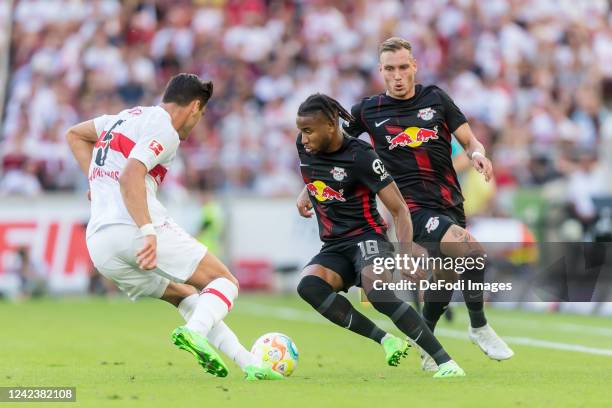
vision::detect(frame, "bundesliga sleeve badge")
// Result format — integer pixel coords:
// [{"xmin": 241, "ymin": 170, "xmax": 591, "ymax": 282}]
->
[{"xmin": 148, "ymin": 140, "xmax": 164, "ymax": 156}]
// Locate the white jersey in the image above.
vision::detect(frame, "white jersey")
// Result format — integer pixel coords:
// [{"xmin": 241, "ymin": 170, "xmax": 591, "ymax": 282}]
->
[{"xmin": 87, "ymin": 106, "xmax": 180, "ymax": 238}]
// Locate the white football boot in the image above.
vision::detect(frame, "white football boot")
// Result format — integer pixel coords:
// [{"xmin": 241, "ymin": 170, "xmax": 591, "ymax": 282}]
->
[
  {"xmin": 407, "ymin": 338, "xmax": 439, "ymax": 372},
  {"xmin": 468, "ymin": 324, "xmax": 514, "ymax": 360}
]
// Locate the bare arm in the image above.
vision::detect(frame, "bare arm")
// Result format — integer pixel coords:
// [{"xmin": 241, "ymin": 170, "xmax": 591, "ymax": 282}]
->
[
  {"xmin": 296, "ymin": 186, "xmax": 313, "ymax": 218},
  {"xmin": 453, "ymin": 122, "xmax": 493, "ymax": 182},
  {"xmin": 119, "ymin": 159, "xmax": 156, "ymax": 270},
  {"xmin": 66, "ymin": 120, "xmax": 98, "ymax": 176},
  {"xmin": 119, "ymin": 159, "xmax": 152, "ymax": 228},
  {"xmin": 377, "ymin": 182, "xmax": 412, "ymax": 248}
]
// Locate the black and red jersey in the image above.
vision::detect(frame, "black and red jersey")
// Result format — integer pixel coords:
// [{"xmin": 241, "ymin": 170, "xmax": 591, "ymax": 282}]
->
[
  {"xmin": 343, "ymin": 85, "xmax": 467, "ymax": 211},
  {"xmin": 297, "ymin": 135, "xmax": 392, "ymax": 242}
]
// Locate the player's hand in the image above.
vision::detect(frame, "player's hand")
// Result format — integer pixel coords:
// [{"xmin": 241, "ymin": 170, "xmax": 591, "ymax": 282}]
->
[
  {"xmin": 402, "ymin": 260, "xmax": 427, "ymax": 283},
  {"xmin": 472, "ymin": 153, "xmax": 493, "ymax": 182},
  {"xmin": 137, "ymin": 234, "xmax": 157, "ymax": 270},
  {"xmin": 399, "ymin": 251, "xmax": 427, "ymax": 283},
  {"xmin": 297, "ymin": 190, "xmax": 314, "ymax": 218},
  {"xmin": 404, "ymin": 242, "xmax": 428, "ymax": 283}
]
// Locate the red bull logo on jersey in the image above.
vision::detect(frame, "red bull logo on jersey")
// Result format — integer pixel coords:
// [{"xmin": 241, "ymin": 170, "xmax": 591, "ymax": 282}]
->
[
  {"xmin": 306, "ymin": 181, "xmax": 346, "ymax": 202},
  {"xmin": 385, "ymin": 125, "xmax": 439, "ymax": 150}
]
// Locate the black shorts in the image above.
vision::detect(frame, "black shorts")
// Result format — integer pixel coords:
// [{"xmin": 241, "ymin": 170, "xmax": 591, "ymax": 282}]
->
[
  {"xmin": 306, "ymin": 232, "xmax": 395, "ymax": 292},
  {"xmin": 410, "ymin": 203, "xmax": 466, "ymax": 253}
]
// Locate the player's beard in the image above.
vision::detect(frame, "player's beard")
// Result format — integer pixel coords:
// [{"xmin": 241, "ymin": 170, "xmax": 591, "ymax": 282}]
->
[{"xmin": 315, "ymin": 137, "xmax": 333, "ymax": 154}]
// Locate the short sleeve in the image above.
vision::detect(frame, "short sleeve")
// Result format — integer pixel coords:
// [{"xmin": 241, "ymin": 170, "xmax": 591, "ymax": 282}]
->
[
  {"xmin": 354, "ymin": 146, "xmax": 393, "ymax": 193},
  {"xmin": 93, "ymin": 115, "xmax": 112, "ymax": 137},
  {"xmin": 342, "ymin": 102, "xmax": 368, "ymax": 137},
  {"xmin": 128, "ymin": 117, "xmax": 179, "ymax": 171},
  {"xmin": 437, "ymin": 88, "xmax": 467, "ymax": 133}
]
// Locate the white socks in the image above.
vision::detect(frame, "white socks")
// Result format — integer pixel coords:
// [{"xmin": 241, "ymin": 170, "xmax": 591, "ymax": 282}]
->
[
  {"xmin": 185, "ymin": 277, "xmax": 238, "ymax": 337},
  {"xmin": 177, "ymin": 283, "xmax": 256, "ymax": 369},
  {"xmin": 178, "ymin": 293, "xmax": 198, "ymax": 321},
  {"xmin": 207, "ymin": 321, "xmax": 257, "ymax": 369}
]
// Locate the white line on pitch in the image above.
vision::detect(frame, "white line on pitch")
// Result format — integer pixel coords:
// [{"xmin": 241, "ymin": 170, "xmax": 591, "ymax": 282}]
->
[
  {"xmin": 237, "ymin": 302, "xmax": 612, "ymax": 357},
  {"xmin": 479, "ymin": 314, "xmax": 612, "ymax": 337}
]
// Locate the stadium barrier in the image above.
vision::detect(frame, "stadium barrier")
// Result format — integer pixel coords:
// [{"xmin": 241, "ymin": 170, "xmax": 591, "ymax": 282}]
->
[{"xmin": 1, "ymin": 193, "xmax": 609, "ymax": 316}]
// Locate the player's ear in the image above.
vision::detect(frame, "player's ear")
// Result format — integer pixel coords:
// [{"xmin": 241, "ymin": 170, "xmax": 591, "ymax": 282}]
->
[{"xmin": 192, "ymin": 99, "xmax": 202, "ymax": 113}]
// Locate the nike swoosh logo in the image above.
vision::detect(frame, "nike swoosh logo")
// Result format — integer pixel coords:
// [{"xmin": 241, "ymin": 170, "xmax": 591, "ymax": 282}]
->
[
  {"xmin": 414, "ymin": 330, "xmax": 423, "ymax": 342},
  {"xmin": 299, "ymin": 163, "xmax": 310, "ymax": 167},
  {"xmin": 362, "ymin": 254, "xmax": 380, "ymax": 261},
  {"xmin": 375, "ymin": 119, "xmax": 390, "ymax": 127},
  {"xmin": 345, "ymin": 314, "xmax": 353, "ymax": 329}
]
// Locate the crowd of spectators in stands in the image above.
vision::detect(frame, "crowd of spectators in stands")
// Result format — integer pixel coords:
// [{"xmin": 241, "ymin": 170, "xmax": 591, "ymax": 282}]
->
[{"xmin": 1, "ymin": 0, "xmax": 611, "ymax": 223}]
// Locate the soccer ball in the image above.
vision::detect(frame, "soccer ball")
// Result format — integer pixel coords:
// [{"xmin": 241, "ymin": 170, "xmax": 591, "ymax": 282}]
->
[{"xmin": 251, "ymin": 332, "xmax": 299, "ymax": 377}]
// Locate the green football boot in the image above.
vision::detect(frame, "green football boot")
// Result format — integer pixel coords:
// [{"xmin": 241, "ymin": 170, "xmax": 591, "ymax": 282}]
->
[
  {"xmin": 433, "ymin": 360, "xmax": 466, "ymax": 379},
  {"xmin": 382, "ymin": 335, "xmax": 410, "ymax": 367},
  {"xmin": 171, "ymin": 326, "xmax": 229, "ymax": 377},
  {"xmin": 243, "ymin": 365, "xmax": 285, "ymax": 381}
]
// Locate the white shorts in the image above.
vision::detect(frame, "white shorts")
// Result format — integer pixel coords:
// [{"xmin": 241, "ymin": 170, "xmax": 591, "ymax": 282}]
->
[{"xmin": 86, "ymin": 221, "xmax": 207, "ymax": 300}]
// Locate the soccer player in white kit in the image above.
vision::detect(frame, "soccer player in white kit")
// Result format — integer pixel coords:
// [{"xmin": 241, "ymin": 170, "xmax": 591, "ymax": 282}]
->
[{"xmin": 66, "ymin": 73, "xmax": 282, "ymax": 381}]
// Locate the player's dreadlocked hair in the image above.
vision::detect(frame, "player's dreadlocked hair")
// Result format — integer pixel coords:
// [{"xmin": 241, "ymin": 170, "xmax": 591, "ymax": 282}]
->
[{"xmin": 297, "ymin": 93, "xmax": 355, "ymax": 125}]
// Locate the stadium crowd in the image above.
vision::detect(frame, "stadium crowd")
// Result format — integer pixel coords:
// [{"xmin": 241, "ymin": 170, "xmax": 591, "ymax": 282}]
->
[{"xmin": 1, "ymin": 0, "xmax": 611, "ymax": 223}]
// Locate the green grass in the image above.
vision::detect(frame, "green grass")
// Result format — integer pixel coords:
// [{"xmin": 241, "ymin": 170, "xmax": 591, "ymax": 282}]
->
[{"xmin": 1, "ymin": 295, "xmax": 611, "ymax": 407}]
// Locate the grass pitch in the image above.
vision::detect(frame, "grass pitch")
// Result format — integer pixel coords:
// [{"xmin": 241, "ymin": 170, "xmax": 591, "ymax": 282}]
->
[{"xmin": 1, "ymin": 294, "xmax": 611, "ymax": 407}]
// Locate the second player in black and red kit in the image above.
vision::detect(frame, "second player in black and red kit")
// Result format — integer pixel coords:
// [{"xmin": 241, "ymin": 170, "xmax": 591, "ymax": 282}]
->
[
  {"xmin": 343, "ymin": 37, "xmax": 514, "ymax": 368},
  {"xmin": 294, "ymin": 93, "xmax": 465, "ymax": 378}
]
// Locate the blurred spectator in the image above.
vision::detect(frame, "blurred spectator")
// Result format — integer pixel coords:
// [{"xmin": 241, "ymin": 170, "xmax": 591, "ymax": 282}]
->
[
  {"xmin": 2, "ymin": 246, "xmax": 48, "ymax": 300},
  {"xmin": 566, "ymin": 148, "xmax": 608, "ymax": 225},
  {"xmin": 0, "ymin": 0, "xmax": 610, "ymax": 226},
  {"xmin": 0, "ymin": 130, "xmax": 42, "ymax": 196}
]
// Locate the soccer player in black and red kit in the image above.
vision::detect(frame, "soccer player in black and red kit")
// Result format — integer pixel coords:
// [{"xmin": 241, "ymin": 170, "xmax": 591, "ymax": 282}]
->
[
  {"xmin": 295, "ymin": 93, "xmax": 464, "ymax": 378},
  {"xmin": 342, "ymin": 37, "xmax": 514, "ymax": 370}
]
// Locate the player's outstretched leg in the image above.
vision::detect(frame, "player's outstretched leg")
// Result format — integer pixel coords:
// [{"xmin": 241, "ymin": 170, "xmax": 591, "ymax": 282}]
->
[
  {"xmin": 419, "ymin": 271, "xmax": 455, "ymax": 372},
  {"xmin": 174, "ymin": 288, "xmax": 282, "ymax": 380},
  {"xmin": 172, "ymin": 326, "xmax": 229, "ymax": 377},
  {"xmin": 169, "ymin": 253, "xmax": 241, "ymax": 377},
  {"xmin": 441, "ymin": 225, "xmax": 514, "ymax": 361},
  {"xmin": 362, "ymin": 269, "xmax": 465, "ymax": 378},
  {"xmin": 297, "ymin": 268, "xmax": 409, "ymax": 367},
  {"xmin": 172, "ymin": 275, "xmax": 237, "ymax": 377},
  {"xmin": 462, "ymin": 252, "xmax": 513, "ymax": 361},
  {"xmin": 421, "ymin": 276, "xmax": 454, "ymax": 333}
]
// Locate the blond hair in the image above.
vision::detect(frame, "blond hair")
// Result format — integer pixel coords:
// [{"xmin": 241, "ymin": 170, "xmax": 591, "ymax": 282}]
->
[{"xmin": 378, "ymin": 37, "xmax": 413, "ymax": 56}]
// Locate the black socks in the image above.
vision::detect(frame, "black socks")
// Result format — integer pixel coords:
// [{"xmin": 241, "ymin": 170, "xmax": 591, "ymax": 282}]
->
[
  {"xmin": 297, "ymin": 275, "xmax": 386, "ymax": 343},
  {"xmin": 366, "ymin": 288, "xmax": 451, "ymax": 365}
]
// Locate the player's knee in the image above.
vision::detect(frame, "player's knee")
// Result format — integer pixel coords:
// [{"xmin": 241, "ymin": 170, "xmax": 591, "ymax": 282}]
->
[
  {"xmin": 224, "ymin": 272, "xmax": 239, "ymax": 290},
  {"xmin": 296, "ymin": 275, "xmax": 315, "ymax": 301},
  {"xmin": 209, "ymin": 262, "xmax": 239, "ymax": 289},
  {"xmin": 297, "ymin": 275, "xmax": 332, "ymax": 305}
]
